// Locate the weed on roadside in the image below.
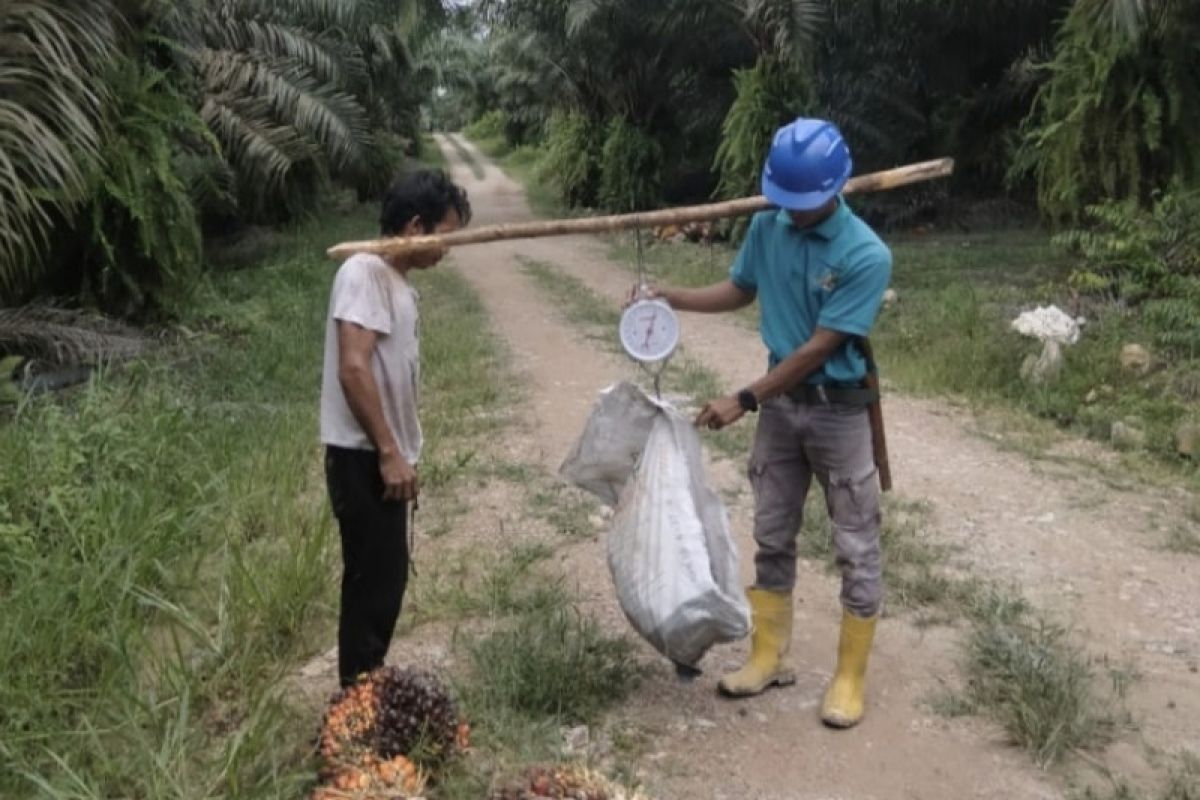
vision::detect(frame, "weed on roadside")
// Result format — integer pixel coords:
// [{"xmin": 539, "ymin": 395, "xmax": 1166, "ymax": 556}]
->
[
  {"xmin": 530, "ymin": 483, "xmax": 601, "ymax": 540},
  {"xmin": 463, "ymin": 603, "xmax": 641, "ymax": 724},
  {"xmin": 1075, "ymin": 751, "xmax": 1200, "ymax": 800},
  {"xmin": 406, "ymin": 542, "xmax": 563, "ymax": 626},
  {"xmin": 1165, "ymin": 523, "xmax": 1200, "ymax": 556},
  {"xmin": 519, "ymin": 258, "xmax": 620, "ymax": 335},
  {"xmin": 954, "ymin": 589, "xmax": 1120, "ymax": 767}
]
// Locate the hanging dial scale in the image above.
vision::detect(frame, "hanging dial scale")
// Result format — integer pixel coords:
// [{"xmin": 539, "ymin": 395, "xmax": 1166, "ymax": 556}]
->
[{"xmin": 619, "ymin": 226, "xmax": 680, "ymax": 395}]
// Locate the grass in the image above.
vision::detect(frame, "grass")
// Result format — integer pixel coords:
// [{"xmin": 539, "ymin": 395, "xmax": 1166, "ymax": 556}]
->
[
  {"xmin": 0, "ymin": 174, "xmax": 534, "ymax": 797},
  {"xmin": 1080, "ymin": 752, "xmax": 1200, "ymax": 800},
  {"xmin": 420, "ymin": 133, "xmax": 449, "ymax": 171},
  {"xmin": 528, "ymin": 482, "xmax": 602, "ymax": 540},
  {"xmin": 442, "ymin": 132, "xmax": 486, "ymax": 180},
  {"xmin": 1164, "ymin": 522, "xmax": 1200, "ymax": 555},
  {"xmin": 0, "ymin": 210, "xmax": 365, "ymax": 798},
  {"xmin": 405, "ymin": 542, "xmax": 564, "ymax": 626},
  {"xmin": 796, "ymin": 494, "xmax": 980, "ymax": 622},
  {"xmin": 463, "ymin": 605, "xmax": 641, "ymax": 724},
  {"xmin": 790, "ymin": 480, "xmax": 1121, "ymax": 767},
  {"xmin": 955, "ymin": 593, "xmax": 1122, "ymax": 768}
]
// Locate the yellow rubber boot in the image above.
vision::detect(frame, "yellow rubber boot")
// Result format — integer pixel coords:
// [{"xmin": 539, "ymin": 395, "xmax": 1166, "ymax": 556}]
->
[
  {"xmin": 718, "ymin": 588, "xmax": 796, "ymax": 697},
  {"xmin": 821, "ymin": 610, "xmax": 878, "ymax": 728}
]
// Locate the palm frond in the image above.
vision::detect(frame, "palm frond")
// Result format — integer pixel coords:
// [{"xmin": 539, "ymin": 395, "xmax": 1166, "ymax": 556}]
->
[
  {"xmin": 200, "ymin": 95, "xmax": 317, "ymax": 192},
  {"xmin": 200, "ymin": 48, "xmax": 370, "ymax": 171},
  {"xmin": 0, "ymin": 306, "xmax": 147, "ymax": 364},
  {"xmin": 565, "ymin": 0, "xmax": 607, "ymax": 36},
  {"xmin": 0, "ymin": 0, "xmax": 120, "ymax": 299}
]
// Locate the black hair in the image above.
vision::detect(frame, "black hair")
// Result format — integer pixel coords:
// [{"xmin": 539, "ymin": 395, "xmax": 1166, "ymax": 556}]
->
[{"xmin": 379, "ymin": 169, "xmax": 472, "ymax": 236}]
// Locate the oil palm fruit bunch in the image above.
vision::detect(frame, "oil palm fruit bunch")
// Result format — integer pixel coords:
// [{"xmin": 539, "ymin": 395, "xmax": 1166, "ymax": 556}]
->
[
  {"xmin": 310, "ymin": 754, "xmax": 427, "ymax": 799},
  {"xmin": 315, "ymin": 667, "xmax": 470, "ymax": 799},
  {"xmin": 488, "ymin": 765, "xmax": 653, "ymax": 800}
]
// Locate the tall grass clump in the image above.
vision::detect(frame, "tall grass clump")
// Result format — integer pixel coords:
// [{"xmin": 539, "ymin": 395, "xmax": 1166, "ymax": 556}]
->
[
  {"xmin": 464, "ymin": 604, "xmax": 641, "ymax": 724},
  {"xmin": 952, "ymin": 591, "xmax": 1119, "ymax": 767}
]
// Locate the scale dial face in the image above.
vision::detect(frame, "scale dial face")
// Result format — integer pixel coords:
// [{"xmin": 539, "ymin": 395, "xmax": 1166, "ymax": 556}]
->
[{"xmin": 619, "ymin": 298, "xmax": 680, "ymax": 363}]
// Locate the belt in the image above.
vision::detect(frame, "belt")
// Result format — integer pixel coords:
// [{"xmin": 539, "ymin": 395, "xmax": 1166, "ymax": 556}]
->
[{"xmin": 784, "ymin": 383, "xmax": 879, "ymax": 407}]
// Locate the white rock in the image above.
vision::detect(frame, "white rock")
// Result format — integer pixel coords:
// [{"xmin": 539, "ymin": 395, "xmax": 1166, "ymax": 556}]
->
[
  {"xmin": 1020, "ymin": 339, "xmax": 1065, "ymax": 386},
  {"xmin": 1011, "ymin": 305, "xmax": 1081, "ymax": 345}
]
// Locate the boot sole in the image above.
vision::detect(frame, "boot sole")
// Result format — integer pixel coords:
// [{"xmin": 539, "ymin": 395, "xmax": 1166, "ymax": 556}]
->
[
  {"xmin": 820, "ymin": 713, "xmax": 861, "ymax": 729},
  {"xmin": 717, "ymin": 671, "xmax": 797, "ymax": 698}
]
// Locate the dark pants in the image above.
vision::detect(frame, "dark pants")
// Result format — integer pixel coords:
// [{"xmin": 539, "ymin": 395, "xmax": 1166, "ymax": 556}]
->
[{"xmin": 325, "ymin": 446, "xmax": 410, "ymax": 688}]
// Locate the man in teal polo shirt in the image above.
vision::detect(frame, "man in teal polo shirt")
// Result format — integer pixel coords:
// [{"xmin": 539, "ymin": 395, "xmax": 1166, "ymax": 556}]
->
[{"xmin": 651, "ymin": 118, "xmax": 891, "ymax": 729}]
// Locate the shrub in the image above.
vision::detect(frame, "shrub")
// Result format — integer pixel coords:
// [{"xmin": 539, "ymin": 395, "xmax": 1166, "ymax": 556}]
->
[
  {"xmin": 598, "ymin": 117, "xmax": 662, "ymax": 212},
  {"xmin": 46, "ymin": 58, "xmax": 210, "ymax": 317},
  {"xmin": 466, "ymin": 110, "xmax": 507, "ymax": 144},
  {"xmin": 537, "ymin": 111, "xmax": 602, "ymax": 208},
  {"xmin": 1012, "ymin": 0, "xmax": 1200, "ymax": 222},
  {"xmin": 714, "ymin": 58, "xmax": 812, "ymax": 203},
  {"xmin": 1056, "ymin": 191, "xmax": 1200, "ymax": 354}
]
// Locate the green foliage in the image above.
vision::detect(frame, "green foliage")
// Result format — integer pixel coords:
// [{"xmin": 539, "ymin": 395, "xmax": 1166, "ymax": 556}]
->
[
  {"xmin": 0, "ymin": 208, "xmax": 365, "ymax": 797},
  {"xmin": 0, "ymin": 0, "xmax": 120, "ymax": 301},
  {"xmin": 959, "ymin": 599, "xmax": 1118, "ymax": 767},
  {"xmin": 2, "ymin": 0, "xmax": 450, "ymax": 311},
  {"xmin": 538, "ymin": 111, "xmax": 602, "ymax": 208},
  {"xmin": 465, "ymin": 604, "xmax": 640, "ymax": 723},
  {"xmin": 1056, "ymin": 192, "xmax": 1200, "ymax": 354},
  {"xmin": 599, "ymin": 117, "xmax": 663, "ymax": 212},
  {"xmin": 714, "ymin": 60, "xmax": 811, "ymax": 203},
  {"xmin": 64, "ymin": 60, "xmax": 212, "ymax": 316},
  {"xmin": 1013, "ymin": 0, "xmax": 1200, "ymax": 222},
  {"xmin": 465, "ymin": 110, "xmax": 508, "ymax": 143},
  {"xmin": 814, "ymin": 0, "xmax": 1068, "ymax": 184}
]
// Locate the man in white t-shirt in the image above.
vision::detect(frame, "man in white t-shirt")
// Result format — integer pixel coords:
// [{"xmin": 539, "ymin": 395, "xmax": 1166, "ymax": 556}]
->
[{"xmin": 320, "ymin": 169, "xmax": 471, "ymax": 687}]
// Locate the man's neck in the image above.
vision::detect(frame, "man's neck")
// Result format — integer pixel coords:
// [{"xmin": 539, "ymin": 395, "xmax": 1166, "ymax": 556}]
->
[
  {"xmin": 384, "ymin": 256, "xmax": 412, "ymax": 277},
  {"xmin": 788, "ymin": 198, "xmax": 840, "ymax": 229}
]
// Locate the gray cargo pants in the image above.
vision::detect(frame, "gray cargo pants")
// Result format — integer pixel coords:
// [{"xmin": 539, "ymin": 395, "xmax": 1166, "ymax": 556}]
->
[{"xmin": 748, "ymin": 396, "xmax": 883, "ymax": 617}]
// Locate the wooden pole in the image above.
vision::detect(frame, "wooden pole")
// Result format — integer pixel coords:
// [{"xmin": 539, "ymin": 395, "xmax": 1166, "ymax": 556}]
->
[{"xmin": 326, "ymin": 157, "xmax": 955, "ymax": 262}]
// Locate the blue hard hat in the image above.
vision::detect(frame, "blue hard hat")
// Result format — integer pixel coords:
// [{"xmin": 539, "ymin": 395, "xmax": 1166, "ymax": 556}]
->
[{"xmin": 761, "ymin": 118, "xmax": 853, "ymax": 211}]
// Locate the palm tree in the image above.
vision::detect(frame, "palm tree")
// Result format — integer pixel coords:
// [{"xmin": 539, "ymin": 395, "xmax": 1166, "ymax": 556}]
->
[
  {"xmin": 1013, "ymin": 0, "xmax": 1200, "ymax": 220},
  {"xmin": 712, "ymin": 0, "xmax": 824, "ymax": 201},
  {"xmin": 0, "ymin": 1, "xmax": 121, "ymax": 301}
]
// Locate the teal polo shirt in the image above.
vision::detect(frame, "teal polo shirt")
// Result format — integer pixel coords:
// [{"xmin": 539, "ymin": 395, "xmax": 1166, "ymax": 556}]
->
[{"xmin": 729, "ymin": 198, "xmax": 892, "ymax": 385}]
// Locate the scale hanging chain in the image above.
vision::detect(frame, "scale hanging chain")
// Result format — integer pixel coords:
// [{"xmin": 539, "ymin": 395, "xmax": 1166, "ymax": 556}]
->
[
  {"xmin": 632, "ymin": 222, "xmax": 667, "ymax": 400},
  {"xmin": 635, "ymin": 222, "xmax": 648, "ymax": 291}
]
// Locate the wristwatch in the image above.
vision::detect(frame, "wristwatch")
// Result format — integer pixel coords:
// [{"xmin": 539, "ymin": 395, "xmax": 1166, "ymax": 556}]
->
[{"xmin": 737, "ymin": 388, "xmax": 759, "ymax": 413}]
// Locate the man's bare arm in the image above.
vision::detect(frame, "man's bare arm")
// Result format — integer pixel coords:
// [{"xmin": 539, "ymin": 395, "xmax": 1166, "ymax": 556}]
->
[
  {"xmin": 658, "ymin": 280, "xmax": 755, "ymax": 313},
  {"xmin": 747, "ymin": 327, "xmax": 848, "ymax": 402},
  {"xmin": 337, "ymin": 321, "xmax": 418, "ymax": 501},
  {"xmin": 695, "ymin": 328, "xmax": 848, "ymax": 430}
]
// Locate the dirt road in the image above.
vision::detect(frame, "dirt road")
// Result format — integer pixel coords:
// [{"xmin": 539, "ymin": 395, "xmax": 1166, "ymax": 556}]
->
[{"xmin": 302, "ymin": 133, "xmax": 1199, "ymax": 799}]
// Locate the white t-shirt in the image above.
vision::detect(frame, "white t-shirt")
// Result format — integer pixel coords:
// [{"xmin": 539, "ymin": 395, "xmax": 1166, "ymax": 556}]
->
[{"xmin": 320, "ymin": 254, "xmax": 422, "ymax": 464}]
